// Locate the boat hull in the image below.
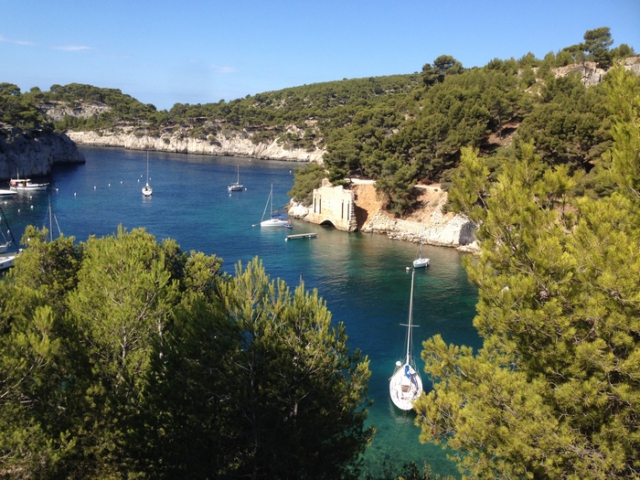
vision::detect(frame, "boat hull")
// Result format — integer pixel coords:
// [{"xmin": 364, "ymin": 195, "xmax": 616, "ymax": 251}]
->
[
  {"xmin": 389, "ymin": 362, "xmax": 423, "ymax": 411},
  {"xmin": 10, "ymin": 184, "xmax": 49, "ymax": 191},
  {"xmin": 413, "ymin": 257, "xmax": 430, "ymax": 268},
  {"xmin": 228, "ymin": 184, "xmax": 244, "ymax": 192},
  {"xmin": 0, "ymin": 254, "xmax": 16, "ymax": 271},
  {"xmin": 260, "ymin": 218, "xmax": 289, "ymax": 227}
]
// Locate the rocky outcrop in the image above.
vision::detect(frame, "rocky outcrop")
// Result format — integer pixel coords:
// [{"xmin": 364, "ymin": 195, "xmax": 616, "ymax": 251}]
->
[
  {"xmin": 552, "ymin": 56, "xmax": 640, "ymax": 87},
  {"xmin": 624, "ymin": 56, "xmax": 640, "ymax": 75},
  {"xmin": 38, "ymin": 102, "xmax": 111, "ymax": 122},
  {"xmin": 0, "ymin": 127, "xmax": 85, "ymax": 180},
  {"xmin": 289, "ymin": 182, "xmax": 479, "ymax": 253},
  {"xmin": 66, "ymin": 128, "xmax": 325, "ymax": 163}
]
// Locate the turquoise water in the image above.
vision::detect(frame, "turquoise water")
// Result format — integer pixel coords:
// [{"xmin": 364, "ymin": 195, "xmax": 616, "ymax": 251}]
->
[{"xmin": 0, "ymin": 147, "xmax": 481, "ymax": 478}]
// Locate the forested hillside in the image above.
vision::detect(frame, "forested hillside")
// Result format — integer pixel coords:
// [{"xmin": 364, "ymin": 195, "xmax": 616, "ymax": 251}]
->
[
  {"xmin": 415, "ymin": 65, "xmax": 640, "ymax": 480},
  {"xmin": 1, "ymin": 27, "xmax": 637, "ymax": 214}
]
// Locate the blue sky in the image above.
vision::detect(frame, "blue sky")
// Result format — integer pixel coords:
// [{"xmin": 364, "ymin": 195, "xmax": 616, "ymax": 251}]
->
[{"xmin": 2, "ymin": 0, "xmax": 638, "ymax": 110}]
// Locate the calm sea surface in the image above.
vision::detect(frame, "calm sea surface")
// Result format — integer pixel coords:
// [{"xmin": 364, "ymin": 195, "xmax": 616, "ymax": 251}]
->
[{"xmin": 1, "ymin": 146, "xmax": 481, "ymax": 478}]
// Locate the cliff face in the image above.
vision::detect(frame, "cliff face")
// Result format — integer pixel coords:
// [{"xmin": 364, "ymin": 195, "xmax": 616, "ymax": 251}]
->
[
  {"xmin": 66, "ymin": 128, "xmax": 325, "ymax": 163},
  {"xmin": 0, "ymin": 127, "xmax": 86, "ymax": 180}
]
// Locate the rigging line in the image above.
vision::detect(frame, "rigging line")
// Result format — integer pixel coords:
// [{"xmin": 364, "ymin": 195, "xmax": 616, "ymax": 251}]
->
[{"xmin": 54, "ymin": 214, "xmax": 62, "ymax": 237}]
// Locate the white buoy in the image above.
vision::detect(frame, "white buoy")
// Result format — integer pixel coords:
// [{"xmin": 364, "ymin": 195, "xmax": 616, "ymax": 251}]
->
[
  {"xmin": 74, "ymin": 193, "xmax": 77, "ymax": 197},
  {"xmin": 120, "ymin": 181, "xmax": 123, "ymax": 184},
  {"xmin": 94, "ymin": 186, "xmax": 96, "ymax": 190},
  {"xmin": 31, "ymin": 205, "xmax": 33, "ymax": 209},
  {"xmin": 108, "ymin": 183, "xmax": 111, "ymax": 187}
]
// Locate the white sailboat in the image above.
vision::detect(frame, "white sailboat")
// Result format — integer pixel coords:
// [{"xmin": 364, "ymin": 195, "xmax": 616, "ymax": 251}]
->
[
  {"xmin": 389, "ymin": 268, "xmax": 423, "ymax": 411},
  {"xmin": 228, "ymin": 165, "xmax": 244, "ymax": 192},
  {"xmin": 260, "ymin": 184, "xmax": 289, "ymax": 227},
  {"xmin": 413, "ymin": 228, "xmax": 430, "ymax": 269},
  {"xmin": 142, "ymin": 151, "xmax": 153, "ymax": 196}
]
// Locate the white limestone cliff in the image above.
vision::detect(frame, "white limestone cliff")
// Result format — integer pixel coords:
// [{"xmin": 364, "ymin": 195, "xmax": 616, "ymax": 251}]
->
[{"xmin": 66, "ymin": 129, "xmax": 325, "ymax": 163}]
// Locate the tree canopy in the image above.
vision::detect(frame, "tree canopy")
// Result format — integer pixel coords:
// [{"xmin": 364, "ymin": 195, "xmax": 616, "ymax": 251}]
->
[
  {"xmin": 415, "ymin": 66, "xmax": 640, "ymax": 479},
  {"xmin": 0, "ymin": 227, "xmax": 372, "ymax": 479}
]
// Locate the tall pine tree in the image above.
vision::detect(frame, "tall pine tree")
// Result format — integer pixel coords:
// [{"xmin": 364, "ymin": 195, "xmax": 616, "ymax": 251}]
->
[{"xmin": 415, "ymin": 67, "xmax": 640, "ymax": 479}]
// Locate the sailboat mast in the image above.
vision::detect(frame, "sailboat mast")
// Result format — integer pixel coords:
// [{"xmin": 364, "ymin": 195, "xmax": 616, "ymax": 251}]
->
[
  {"xmin": 406, "ymin": 268, "xmax": 415, "ymax": 363},
  {"xmin": 49, "ymin": 198, "xmax": 53, "ymax": 242}
]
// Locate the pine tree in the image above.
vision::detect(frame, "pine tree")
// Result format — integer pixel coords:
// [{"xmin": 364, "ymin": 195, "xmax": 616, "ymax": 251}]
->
[{"xmin": 415, "ymin": 67, "xmax": 640, "ymax": 479}]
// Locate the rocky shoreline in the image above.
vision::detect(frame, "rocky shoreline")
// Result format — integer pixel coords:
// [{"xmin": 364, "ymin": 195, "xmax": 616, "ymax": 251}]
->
[
  {"xmin": 288, "ymin": 182, "xmax": 479, "ymax": 253},
  {"xmin": 66, "ymin": 129, "xmax": 325, "ymax": 163}
]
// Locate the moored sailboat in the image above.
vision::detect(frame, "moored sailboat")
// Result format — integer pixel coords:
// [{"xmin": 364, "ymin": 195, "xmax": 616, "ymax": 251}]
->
[
  {"xmin": 228, "ymin": 165, "xmax": 244, "ymax": 192},
  {"xmin": 413, "ymin": 228, "xmax": 430, "ymax": 269},
  {"xmin": 142, "ymin": 151, "xmax": 153, "ymax": 196},
  {"xmin": 389, "ymin": 268, "xmax": 423, "ymax": 410},
  {"xmin": 260, "ymin": 184, "xmax": 289, "ymax": 227}
]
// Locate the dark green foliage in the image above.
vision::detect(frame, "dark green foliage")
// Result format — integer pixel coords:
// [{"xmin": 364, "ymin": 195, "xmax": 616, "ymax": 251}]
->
[
  {"xmin": 583, "ymin": 27, "xmax": 614, "ymax": 68},
  {"xmin": 0, "ymin": 229, "xmax": 372, "ymax": 479},
  {"xmin": 515, "ymin": 73, "xmax": 612, "ymax": 169},
  {"xmin": 288, "ymin": 163, "xmax": 326, "ymax": 205},
  {"xmin": 0, "ymin": 83, "xmax": 45, "ymax": 128},
  {"xmin": 421, "ymin": 55, "xmax": 464, "ymax": 87},
  {"xmin": 415, "ymin": 68, "xmax": 640, "ymax": 479}
]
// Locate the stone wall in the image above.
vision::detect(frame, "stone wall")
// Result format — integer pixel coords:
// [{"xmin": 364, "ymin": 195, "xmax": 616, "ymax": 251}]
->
[{"xmin": 302, "ymin": 181, "xmax": 357, "ymax": 231}]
